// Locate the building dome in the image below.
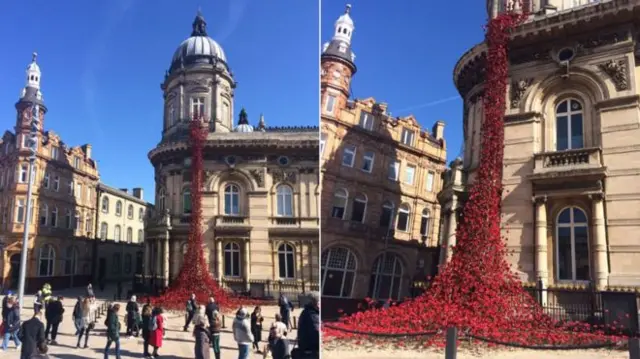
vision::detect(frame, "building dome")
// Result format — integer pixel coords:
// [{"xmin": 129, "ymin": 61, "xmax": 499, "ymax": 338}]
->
[
  {"xmin": 169, "ymin": 12, "xmax": 227, "ymax": 73},
  {"xmin": 233, "ymin": 108, "xmax": 254, "ymax": 132}
]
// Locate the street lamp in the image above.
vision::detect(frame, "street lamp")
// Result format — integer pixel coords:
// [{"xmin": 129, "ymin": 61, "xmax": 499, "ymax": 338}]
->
[{"xmin": 17, "ymin": 103, "xmax": 40, "ymax": 311}]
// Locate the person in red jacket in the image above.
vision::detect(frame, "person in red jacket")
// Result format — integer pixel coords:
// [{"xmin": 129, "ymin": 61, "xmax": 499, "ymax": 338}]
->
[{"xmin": 148, "ymin": 307, "xmax": 164, "ymax": 358}]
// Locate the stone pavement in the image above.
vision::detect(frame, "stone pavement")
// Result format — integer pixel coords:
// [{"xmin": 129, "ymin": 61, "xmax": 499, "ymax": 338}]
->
[{"xmin": 0, "ymin": 285, "xmax": 300, "ymax": 358}]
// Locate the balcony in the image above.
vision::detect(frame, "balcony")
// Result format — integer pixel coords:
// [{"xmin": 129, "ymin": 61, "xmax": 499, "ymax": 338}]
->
[
  {"xmin": 268, "ymin": 217, "xmax": 318, "ymax": 236},
  {"xmin": 529, "ymin": 147, "xmax": 606, "ymax": 194},
  {"xmin": 213, "ymin": 216, "xmax": 251, "ymax": 234}
]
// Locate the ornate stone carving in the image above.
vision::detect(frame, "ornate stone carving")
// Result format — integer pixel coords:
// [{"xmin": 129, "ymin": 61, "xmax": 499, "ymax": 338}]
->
[
  {"xmin": 203, "ymin": 170, "xmax": 215, "ymax": 185},
  {"xmin": 598, "ymin": 59, "xmax": 628, "ymax": 91},
  {"xmin": 248, "ymin": 169, "xmax": 264, "ymax": 187},
  {"xmin": 531, "ymin": 195, "xmax": 547, "ymax": 205},
  {"xmin": 269, "ymin": 168, "xmax": 297, "ymax": 184},
  {"xmin": 510, "ymin": 78, "xmax": 533, "ymax": 108}
]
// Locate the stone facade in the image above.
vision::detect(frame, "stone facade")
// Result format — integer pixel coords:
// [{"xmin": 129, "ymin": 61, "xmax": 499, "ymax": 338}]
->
[
  {"xmin": 144, "ymin": 13, "xmax": 320, "ymax": 297},
  {"xmin": 96, "ymin": 184, "xmax": 151, "ymax": 244},
  {"xmin": 320, "ymin": 6, "xmax": 448, "ymax": 302},
  {"xmin": 444, "ymin": 0, "xmax": 640, "ymax": 291}
]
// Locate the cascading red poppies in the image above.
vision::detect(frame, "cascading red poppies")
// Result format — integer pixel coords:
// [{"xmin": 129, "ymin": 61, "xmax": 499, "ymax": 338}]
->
[{"xmin": 323, "ymin": 5, "xmax": 624, "ymax": 347}]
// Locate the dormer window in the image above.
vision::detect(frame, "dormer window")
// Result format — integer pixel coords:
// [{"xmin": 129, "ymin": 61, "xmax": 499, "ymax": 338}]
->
[
  {"xmin": 74, "ymin": 156, "xmax": 81, "ymax": 169},
  {"xmin": 401, "ymin": 128, "xmax": 415, "ymax": 146},
  {"xmin": 359, "ymin": 112, "xmax": 374, "ymax": 130},
  {"xmin": 50, "ymin": 146, "xmax": 58, "ymax": 160},
  {"xmin": 191, "ymin": 97, "xmax": 206, "ymax": 118}
]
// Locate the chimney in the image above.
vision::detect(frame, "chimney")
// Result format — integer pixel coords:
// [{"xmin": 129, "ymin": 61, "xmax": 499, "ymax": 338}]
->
[
  {"xmin": 119, "ymin": 188, "xmax": 128, "ymax": 194},
  {"xmin": 432, "ymin": 121, "xmax": 445, "ymax": 140},
  {"xmin": 132, "ymin": 187, "xmax": 143, "ymax": 200},
  {"xmin": 81, "ymin": 144, "xmax": 92, "ymax": 159}
]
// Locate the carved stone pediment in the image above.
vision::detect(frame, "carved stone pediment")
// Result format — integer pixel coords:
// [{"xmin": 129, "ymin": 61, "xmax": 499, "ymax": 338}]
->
[{"xmin": 268, "ymin": 168, "xmax": 297, "ymax": 184}]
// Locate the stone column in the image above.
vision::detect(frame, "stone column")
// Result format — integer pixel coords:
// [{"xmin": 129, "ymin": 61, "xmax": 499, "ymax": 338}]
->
[
  {"xmin": 216, "ymin": 239, "xmax": 222, "ymax": 282},
  {"xmin": 590, "ymin": 193, "xmax": 608, "ymax": 289},
  {"xmin": 444, "ymin": 197, "xmax": 458, "ymax": 262},
  {"xmin": 144, "ymin": 241, "xmax": 150, "ymax": 276},
  {"xmin": 243, "ymin": 239, "xmax": 250, "ymax": 291},
  {"xmin": 533, "ymin": 196, "xmax": 548, "ymax": 304},
  {"xmin": 155, "ymin": 239, "xmax": 162, "ymax": 279},
  {"xmin": 163, "ymin": 211, "xmax": 171, "ymax": 288}
]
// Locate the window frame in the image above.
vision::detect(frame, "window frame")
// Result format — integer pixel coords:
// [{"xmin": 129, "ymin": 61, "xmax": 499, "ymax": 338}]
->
[
  {"xmin": 361, "ymin": 151, "xmax": 375, "ymax": 173},
  {"xmin": 555, "ymin": 206, "xmax": 590, "ymax": 283},
  {"xmin": 341, "ymin": 145, "xmax": 356, "ymax": 167}
]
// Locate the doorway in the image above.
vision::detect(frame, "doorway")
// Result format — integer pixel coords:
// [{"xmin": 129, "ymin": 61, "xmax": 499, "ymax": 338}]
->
[
  {"xmin": 9, "ymin": 254, "xmax": 20, "ymax": 290},
  {"xmin": 98, "ymin": 257, "xmax": 106, "ymax": 281}
]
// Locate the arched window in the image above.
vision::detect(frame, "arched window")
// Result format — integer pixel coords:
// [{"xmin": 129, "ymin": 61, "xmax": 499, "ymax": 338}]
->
[
  {"xmin": 420, "ymin": 209, "xmax": 431, "ymax": 239},
  {"xmin": 223, "ymin": 184, "xmax": 240, "ymax": 215},
  {"xmin": 157, "ymin": 188, "xmax": 166, "ymax": 211},
  {"xmin": 138, "ymin": 208, "xmax": 144, "ymax": 221},
  {"xmin": 101, "ymin": 197, "xmax": 109, "ymax": 213},
  {"xmin": 223, "ymin": 242, "xmax": 241, "ymax": 277},
  {"xmin": 396, "ymin": 204, "xmax": 411, "ymax": 232},
  {"xmin": 368, "ymin": 254, "xmax": 404, "ymax": 301},
  {"xmin": 127, "ymin": 204, "xmax": 134, "ymax": 219},
  {"xmin": 64, "ymin": 246, "xmax": 78, "ymax": 275},
  {"xmin": 114, "ymin": 225, "xmax": 122, "ymax": 241},
  {"xmin": 126, "ymin": 227, "xmax": 133, "ymax": 243},
  {"xmin": 38, "ymin": 244, "xmax": 55, "ymax": 277},
  {"xmin": 321, "ymin": 247, "xmax": 357, "ymax": 298},
  {"xmin": 555, "ymin": 99, "xmax": 584, "ymax": 151},
  {"xmin": 115, "ymin": 200, "xmax": 123, "ymax": 216},
  {"xmin": 331, "ymin": 189, "xmax": 348, "ymax": 219},
  {"xmin": 276, "ymin": 185, "xmax": 293, "ymax": 217},
  {"xmin": 278, "ymin": 243, "xmax": 295, "ymax": 279},
  {"xmin": 100, "ymin": 222, "xmax": 108, "ymax": 240},
  {"xmin": 556, "ymin": 207, "xmax": 590, "ymax": 282},
  {"xmin": 138, "ymin": 229, "xmax": 143, "ymax": 242},
  {"xmin": 350, "ymin": 193, "xmax": 367, "ymax": 223},
  {"xmin": 379, "ymin": 201, "xmax": 395, "ymax": 228},
  {"xmin": 183, "ymin": 188, "xmax": 192, "ymax": 214}
]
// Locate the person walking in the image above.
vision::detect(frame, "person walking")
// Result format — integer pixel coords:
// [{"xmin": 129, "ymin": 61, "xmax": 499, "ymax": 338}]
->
[
  {"xmin": 86, "ymin": 283, "xmax": 95, "ymax": 299},
  {"xmin": 2, "ymin": 291, "xmax": 13, "ymax": 321},
  {"xmin": 140, "ymin": 304, "xmax": 152, "ymax": 358},
  {"xmin": 295, "ymin": 292, "xmax": 320, "ymax": 358},
  {"xmin": 34, "ymin": 291, "xmax": 44, "ymax": 314},
  {"xmin": 44, "ymin": 297, "xmax": 64, "ymax": 345},
  {"xmin": 278, "ymin": 294, "xmax": 294, "ymax": 330},
  {"xmin": 205, "ymin": 297, "xmax": 218, "ymax": 324},
  {"xmin": 18, "ymin": 310, "xmax": 45, "ymax": 359},
  {"xmin": 273, "ymin": 314, "xmax": 288, "ymax": 337},
  {"xmin": 125, "ymin": 295, "xmax": 140, "ymax": 338},
  {"xmin": 183, "ymin": 293, "xmax": 197, "ymax": 332},
  {"xmin": 193, "ymin": 315, "xmax": 211, "ymax": 359},
  {"xmin": 250, "ymin": 306, "xmax": 264, "ymax": 353},
  {"xmin": 149, "ymin": 307, "xmax": 165, "ymax": 358},
  {"xmin": 232, "ymin": 307, "xmax": 254, "ymax": 359},
  {"xmin": 77, "ymin": 297, "xmax": 95, "ymax": 349},
  {"xmin": 210, "ymin": 310, "xmax": 222, "ymax": 359},
  {"xmin": 2, "ymin": 297, "xmax": 21, "ymax": 350},
  {"xmin": 72, "ymin": 297, "xmax": 83, "ymax": 336},
  {"xmin": 103, "ymin": 303, "xmax": 122, "ymax": 359}
]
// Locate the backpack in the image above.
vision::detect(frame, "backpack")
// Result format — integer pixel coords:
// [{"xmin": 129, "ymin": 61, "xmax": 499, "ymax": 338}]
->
[{"xmin": 148, "ymin": 315, "xmax": 158, "ymax": 331}]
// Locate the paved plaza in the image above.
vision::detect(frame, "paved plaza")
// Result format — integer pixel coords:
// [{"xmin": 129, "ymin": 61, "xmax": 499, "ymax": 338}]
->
[{"xmin": 0, "ymin": 286, "xmax": 299, "ymax": 359}]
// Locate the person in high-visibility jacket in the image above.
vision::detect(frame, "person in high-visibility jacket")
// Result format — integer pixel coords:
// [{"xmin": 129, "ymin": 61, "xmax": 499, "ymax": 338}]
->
[{"xmin": 41, "ymin": 283, "xmax": 53, "ymax": 306}]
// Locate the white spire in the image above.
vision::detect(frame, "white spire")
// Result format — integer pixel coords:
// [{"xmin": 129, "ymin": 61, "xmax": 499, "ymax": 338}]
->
[
  {"xmin": 25, "ymin": 52, "xmax": 41, "ymax": 90},
  {"xmin": 333, "ymin": 4, "xmax": 354, "ymax": 45}
]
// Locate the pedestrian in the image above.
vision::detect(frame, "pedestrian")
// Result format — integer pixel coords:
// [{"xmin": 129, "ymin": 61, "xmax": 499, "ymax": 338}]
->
[
  {"xmin": 44, "ymin": 296, "xmax": 64, "ymax": 345},
  {"xmin": 250, "ymin": 306, "xmax": 264, "ymax": 353},
  {"xmin": 183, "ymin": 293, "xmax": 197, "ymax": 331},
  {"xmin": 140, "ymin": 304, "xmax": 152, "ymax": 358},
  {"xmin": 18, "ymin": 310, "xmax": 45, "ymax": 359},
  {"xmin": 268, "ymin": 324, "xmax": 291, "ymax": 359},
  {"xmin": 2, "ymin": 291, "xmax": 13, "ymax": 321},
  {"xmin": 295, "ymin": 292, "xmax": 320, "ymax": 357},
  {"xmin": 149, "ymin": 307, "xmax": 165, "ymax": 357},
  {"xmin": 205, "ymin": 297, "xmax": 218, "ymax": 326},
  {"xmin": 2, "ymin": 297, "xmax": 21, "ymax": 350},
  {"xmin": 278, "ymin": 294, "xmax": 294, "ymax": 330},
  {"xmin": 86, "ymin": 283, "xmax": 95, "ymax": 299},
  {"xmin": 34, "ymin": 291, "xmax": 44, "ymax": 314},
  {"xmin": 76, "ymin": 297, "xmax": 95, "ymax": 349},
  {"xmin": 273, "ymin": 314, "xmax": 288, "ymax": 337},
  {"xmin": 210, "ymin": 310, "xmax": 222, "ymax": 359},
  {"xmin": 232, "ymin": 307, "xmax": 254, "ymax": 359},
  {"xmin": 72, "ymin": 297, "xmax": 83, "ymax": 336},
  {"xmin": 125, "ymin": 295, "xmax": 140, "ymax": 338},
  {"xmin": 104, "ymin": 303, "xmax": 122, "ymax": 359},
  {"xmin": 193, "ymin": 315, "xmax": 211, "ymax": 359}
]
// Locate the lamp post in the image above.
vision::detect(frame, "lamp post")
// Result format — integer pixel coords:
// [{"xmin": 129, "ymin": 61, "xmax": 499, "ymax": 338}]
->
[{"xmin": 17, "ymin": 103, "xmax": 40, "ymax": 311}]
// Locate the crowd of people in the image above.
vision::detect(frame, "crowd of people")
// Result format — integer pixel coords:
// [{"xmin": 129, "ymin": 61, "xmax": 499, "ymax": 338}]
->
[{"xmin": 0, "ymin": 283, "xmax": 320, "ymax": 359}]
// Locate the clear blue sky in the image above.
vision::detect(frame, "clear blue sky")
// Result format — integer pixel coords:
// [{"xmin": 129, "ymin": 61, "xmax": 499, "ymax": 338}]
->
[
  {"xmin": 0, "ymin": 0, "xmax": 319, "ymax": 203},
  {"xmin": 321, "ymin": 0, "xmax": 488, "ymax": 162}
]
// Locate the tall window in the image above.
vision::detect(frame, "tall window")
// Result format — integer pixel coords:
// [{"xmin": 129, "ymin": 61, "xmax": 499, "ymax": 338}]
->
[
  {"xmin": 276, "ymin": 185, "xmax": 293, "ymax": 217},
  {"xmin": 359, "ymin": 111, "xmax": 374, "ymax": 130},
  {"xmin": 16, "ymin": 199, "xmax": 25, "ymax": 223},
  {"xmin": 127, "ymin": 204, "xmax": 134, "ymax": 219},
  {"xmin": 278, "ymin": 243, "xmax": 295, "ymax": 279},
  {"xmin": 401, "ymin": 128, "xmax": 415, "ymax": 146},
  {"xmin": 100, "ymin": 222, "xmax": 108, "ymax": 240},
  {"xmin": 379, "ymin": 201, "xmax": 395, "ymax": 228},
  {"xmin": 556, "ymin": 99, "xmax": 584, "ymax": 151},
  {"xmin": 138, "ymin": 208, "xmax": 144, "ymax": 221},
  {"xmin": 223, "ymin": 242, "xmax": 241, "ymax": 277},
  {"xmin": 368, "ymin": 254, "xmax": 404, "ymax": 301},
  {"xmin": 64, "ymin": 246, "xmax": 78, "ymax": 275},
  {"xmin": 74, "ymin": 212, "xmax": 81, "ymax": 231},
  {"xmin": 53, "ymin": 176, "xmax": 60, "ymax": 191},
  {"xmin": 341, "ymin": 145, "xmax": 356, "ymax": 167},
  {"xmin": 158, "ymin": 189, "xmax": 165, "ymax": 211},
  {"xmin": 114, "ymin": 225, "xmax": 122, "ymax": 241},
  {"xmin": 224, "ymin": 184, "xmax": 240, "ymax": 215},
  {"xmin": 331, "ymin": 189, "xmax": 348, "ymax": 219},
  {"xmin": 183, "ymin": 188, "xmax": 192, "ymax": 214},
  {"xmin": 115, "ymin": 201, "xmax": 122, "ymax": 216},
  {"xmin": 74, "ymin": 157, "xmax": 81, "ymax": 169},
  {"xmin": 50, "ymin": 207, "xmax": 58, "ymax": 227},
  {"xmin": 67, "ymin": 180, "xmax": 73, "ymax": 195},
  {"xmin": 361, "ymin": 151, "xmax": 374, "ymax": 173},
  {"xmin": 404, "ymin": 165, "xmax": 416, "ymax": 185},
  {"xmin": 39, "ymin": 204, "xmax": 48, "ymax": 226},
  {"xmin": 19, "ymin": 164, "xmax": 28, "ymax": 183},
  {"xmin": 350, "ymin": 194, "xmax": 367, "ymax": 223},
  {"xmin": 126, "ymin": 227, "xmax": 133, "ymax": 243},
  {"xmin": 396, "ymin": 204, "xmax": 411, "ymax": 232},
  {"xmin": 50, "ymin": 146, "xmax": 59, "ymax": 160},
  {"xmin": 320, "ymin": 133, "xmax": 327, "ymax": 156},
  {"xmin": 65, "ymin": 209, "xmax": 72, "ymax": 229},
  {"xmin": 75, "ymin": 183, "xmax": 82, "ymax": 200},
  {"xmin": 426, "ymin": 171, "xmax": 435, "ymax": 192},
  {"xmin": 38, "ymin": 244, "xmax": 55, "ymax": 277},
  {"xmin": 325, "ymin": 95, "xmax": 336, "ymax": 113},
  {"xmin": 387, "ymin": 160, "xmax": 400, "ymax": 181},
  {"xmin": 86, "ymin": 216, "xmax": 93, "ymax": 234},
  {"xmin": 556, "ymin": 207, "xmax": 590, "ymax": 282},
  {"xmin": 191, "ymin": 97, "xmax": 206, "ymax": 118},
  {"xmin": 420, "ymin": 209, "xmax": 431, "ymax": 239},
  {"xmin": 138, "ymin": 229, "xmax": 143, "ymax": 242},
  {"xmin": 222, "ymin": 102, "xmax": 230, "ymax": 125},
  {"xmin": 43, "ymin": 172, "xmax": 50, "ymax": 188},
  {"xmin": 321, "ymin": 247, "xmax": 357, "ymax": 298}
]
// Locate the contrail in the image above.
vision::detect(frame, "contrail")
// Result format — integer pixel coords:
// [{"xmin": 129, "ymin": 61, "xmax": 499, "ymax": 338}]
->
[{"xmin": 393, "ymin": 96, "xmax": 460, "ymax": 114}]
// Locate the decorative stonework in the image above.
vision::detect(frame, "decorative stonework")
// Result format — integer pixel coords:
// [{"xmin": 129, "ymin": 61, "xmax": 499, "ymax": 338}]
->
[
  {"xmin": 203, "ymin": 170, "xmax": 215, "ymax": 185},
  {"xmin": 598, "ymin": 59, "xmax": 628, "ymax": 91},
  {"xmin": 268, "ymin": 168, "xmax": 297, "ymax": 184},
  {"xmin": 248, "ymin": 169, "xmax": 264, "ymax": 187},
  {"xmin": 510, "ymin": 78, "xmax": 533, "ymax": 109},
  {"xmin": 578, "ymin": 30, "xmax": 627, "ymax": 50},
  {"xmin": 299, "ymin": 168, "xmax": 315, "ymax": 174}
]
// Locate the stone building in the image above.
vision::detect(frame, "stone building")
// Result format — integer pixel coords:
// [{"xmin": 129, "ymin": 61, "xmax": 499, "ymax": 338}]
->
[
  {"xmin": 0, "ymin": 54, "xmax": 141, "ymax": 292},
  {"xmin": 144, "ymin": 12, "xmax": 319, "ymax": 297},
  {"xmin": 443, "ymin": 0, "xmax": 640, "ymax": 292},
  {"xmin": 320, "ymin": 5, "xmax": 448, "ymax": 303}
]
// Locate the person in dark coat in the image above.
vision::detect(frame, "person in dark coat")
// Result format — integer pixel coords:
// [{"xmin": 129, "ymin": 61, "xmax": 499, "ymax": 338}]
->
[
  {"xmin": 18, "ymin": 310, "xmax": 45, "ymax": 359},
  {"xmin": 250, "ymin": 306, "xmax": 264, "ymax": 353},
  {"xmin": 2, "ymin": 291, "xmax": 13, "ymax": 321},
  {"xmin": 44, "ymin": 296, "xmax": 65, "ymax": 345},
  {"xmin": 2, "ymin": 298, "xmax": 21, "ymax": 350},
  {"xmin": 192, "ymin": 315, "xmax": 211, "ymax": 359},
  {"xmin": 86, "ymin": 283, "xmax": 95, "ymax": 298},
  {"xmin": 204, "ymin": 297, "xmax": 218, "ymax": 327},
  {"xmin": 72, "ymin": 297, "xmax": 83, "ymax": 336},
  {"xmin": 268, "ymin": 324, "xmax": 291, "ymax": 359},
  {"xmin": 140, "ymin": 304, "xmax": 152, "ymax": 358},
  {"xmin": 104, "ymin": 303, "xmax": 122, "ymax": 359},
  {"xmin": 125, "ymin": 295, "xmax": 140, "ymax": 337},
  {"xmin": 296, "ymin": 292, "xmax": 320, "ymax": 355},
  {"xmin": 278, "ymin": 294, "xmax": 294, "ymax": 330},
  {"xmin": 183, "ymin": 293, "xmax": 197, "ymax": 332}
]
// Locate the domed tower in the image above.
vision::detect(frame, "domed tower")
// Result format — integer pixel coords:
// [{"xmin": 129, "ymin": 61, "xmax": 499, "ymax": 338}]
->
[
  {"xmin": 161, "ymin": 11, "xmax": 235, "ymax": 137},
  {"xmin": 15, "ymin": 53, "xmax": 46, "ymax": 146},
  {"xmin": 321, "ymin": 4, "xmax": 356, "ymax": 118}
]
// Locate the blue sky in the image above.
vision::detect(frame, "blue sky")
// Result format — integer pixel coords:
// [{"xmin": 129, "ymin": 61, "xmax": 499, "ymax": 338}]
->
[
  {"xmin": 321, "ymin": 0, "xmax": 488, "ymax": 161},
  {"xmin": 0, "ymin": 0, "xmax": 319, "ymax": 202}
]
